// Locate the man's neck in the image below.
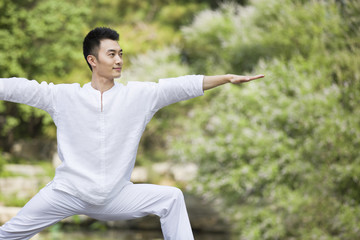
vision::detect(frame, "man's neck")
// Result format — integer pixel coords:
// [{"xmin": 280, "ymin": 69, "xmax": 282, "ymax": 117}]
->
[{"xmin": 91, "ymin": 75, "xmax": 115, "ymax": 94}]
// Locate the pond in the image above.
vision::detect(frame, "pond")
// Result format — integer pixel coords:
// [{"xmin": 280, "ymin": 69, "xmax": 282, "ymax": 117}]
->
[{"xmin": 34, "ymin": 229, "xmax": 231, "ymax": 240}]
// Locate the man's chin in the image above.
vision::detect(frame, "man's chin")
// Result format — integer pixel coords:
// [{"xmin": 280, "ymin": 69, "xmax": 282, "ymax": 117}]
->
[{"xmin": 113, "ymin": 73, "xmax": 122, "ymax": 79}]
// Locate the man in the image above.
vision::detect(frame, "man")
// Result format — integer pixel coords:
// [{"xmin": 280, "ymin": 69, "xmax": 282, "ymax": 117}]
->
[{"xmin": 0, "ymin": 27, "xmax": 264, "ymax": 239}]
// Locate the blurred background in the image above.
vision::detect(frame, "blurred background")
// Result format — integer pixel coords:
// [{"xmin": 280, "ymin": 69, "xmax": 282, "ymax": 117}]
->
[{"xmin": 0, "ymin": 0, "xmax": 360, "ymax": 239}]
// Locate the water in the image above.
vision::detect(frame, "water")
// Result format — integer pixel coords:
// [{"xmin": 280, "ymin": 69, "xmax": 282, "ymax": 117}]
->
[{"xmin": 35, "ymin": 229, "xmax": 230, "ymax": 240}]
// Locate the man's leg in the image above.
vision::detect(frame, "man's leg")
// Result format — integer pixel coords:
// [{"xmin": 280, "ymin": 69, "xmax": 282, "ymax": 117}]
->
[
  {"xmin": 0, "ymin": 183, "xmax": 81, "ymax": 240},
  {"xmin": 87, "ymin": 183, "xmax": 194, "ymax": 240}
]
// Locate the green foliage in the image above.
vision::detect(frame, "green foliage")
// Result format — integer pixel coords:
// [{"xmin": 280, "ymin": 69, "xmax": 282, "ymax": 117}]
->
[
  {"xmin": 118, "ymin": 23, "xmax": 181, "ymax": 66},
  {"xmin": 0, "ymin": 0, "xmax": 90, "ymax": 149},
  {"xmin": 111, "ymin": 0, "xmax": 247, "ymax": 24},
  {"xmin": 0, "ymin": 192, "xmax": 30, "ymax": 207},
  {"xmin": 0, "ymin": 0, "xmax": 90, "ymax": 79},
  {"xmin": 37, "ymin": 161, "xmax": 55, "ymax": 179},
  {"xmin": 1, "ymin": 0, "xmax": 360, "ymax": 238},
  {"xmin": 169, "ymin": 0, "xmax": 360, "ymax": 239},
  {"xmin": 121, "ymin": 47, "xmax": 190, "ymax": 82},
  {"xmin": 0, "ymin": 150, "xmax": 4, "ymax": 174},
  {"xmin": 182, "ymin": 0, "xmax": 343, "ymax": 73}
]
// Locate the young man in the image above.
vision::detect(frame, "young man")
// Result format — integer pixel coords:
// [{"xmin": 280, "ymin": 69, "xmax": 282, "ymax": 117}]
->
[{"xmin": 0, "ymin": 27, "xmax": 264, "ymax": 239}]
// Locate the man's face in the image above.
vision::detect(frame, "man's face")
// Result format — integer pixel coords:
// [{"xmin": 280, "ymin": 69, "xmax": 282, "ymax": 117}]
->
[{"xmin": 94, "ymin": 39, "xmax": 123, "ymax": 80}]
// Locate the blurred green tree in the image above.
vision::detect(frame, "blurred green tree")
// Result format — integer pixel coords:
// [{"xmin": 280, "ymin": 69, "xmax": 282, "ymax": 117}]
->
[
  {"xmin": 0, "ymin": 0, "xmax": 90, "ymax": 152},
  {"xmin": 170, "ymin": 0, "xmax": 360, "ymax": 239}
]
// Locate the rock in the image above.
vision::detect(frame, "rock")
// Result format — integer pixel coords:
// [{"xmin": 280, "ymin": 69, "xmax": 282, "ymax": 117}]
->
[
  {"xmin": 0, "ymin": 165, "xmax": 50, "ymax": 200},
  {"xmin": 185, "ymin": 194, "xmax": 229, "ymax": 233},
  {"xmin": 130, "ymin": 167, "xmax": 148, "ymax": 183},
  {"xmin": 152, "ymin": 162, "xmax": 172, "ymax": 175},
  {"xmin": 0, "ymin": 206, "xmax": 21, "ymax": 223},
  {"xmin": 131, "ymin": 162, "xmax": 198, "ymax": 184},
  {"xmin": 152, "ymin": 162, "xmax": 198, "ymax": 182},
  {"xmin": 0, "ymin": 177, "xmax": 48, "ymax": 199},
  {"xmin": 102, "ymin": 194, "xmax": 228, "ymax": 233},
  {"xmin": 10, "ymin": 139, "xmax": 56, "ymax": 161},
  {"xmin": 52, "ymin": 152, "xmax": 62, "ymax": 168},
  {"xmin": 172, "ymin": 163, "xmax": 198, "ymax": 182},
  {"xmin": 5, "ymin": 164, "xmax": 45, "ymax": 177}
]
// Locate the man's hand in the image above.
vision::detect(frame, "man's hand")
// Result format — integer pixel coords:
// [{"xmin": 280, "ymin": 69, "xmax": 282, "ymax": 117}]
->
[
  {"xmin": 203, "ymin": 74, "xmax": 265, "ymax": 91},
  {"xmin": 228, "ymin": 74, "xmax": 265, "ymax": 84}
]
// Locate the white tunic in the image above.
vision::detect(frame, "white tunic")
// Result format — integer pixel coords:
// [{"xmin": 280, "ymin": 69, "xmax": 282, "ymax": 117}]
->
[{"xmin": 0, "ymin": 75, "xmax": 204, "ymax": 205}]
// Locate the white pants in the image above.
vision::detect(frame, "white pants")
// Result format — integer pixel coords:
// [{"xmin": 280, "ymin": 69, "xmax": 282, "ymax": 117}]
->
[{"xmin": 0, "ymin": 182, "xmax": 194, "ymax": 240}]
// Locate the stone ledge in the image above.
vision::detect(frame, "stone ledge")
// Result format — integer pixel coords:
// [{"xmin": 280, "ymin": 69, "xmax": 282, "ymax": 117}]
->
[
  {"xmin": 0, "ymin": 194, "xmax": 229, "ymax": 234},
  {"xmin": 0, "ymin": 206, "xmax": 21, "ymax": 224}
]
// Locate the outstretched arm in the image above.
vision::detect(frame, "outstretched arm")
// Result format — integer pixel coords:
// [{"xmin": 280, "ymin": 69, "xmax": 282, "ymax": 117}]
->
[
  {"xmin": 0, "ymin": 78, "xmax": 55, "ymax": 115},
  {"xmin": 150, "ymin": 74, "xmax": 264, "ymax": 111},
  {"xmin": 203, "ymin": 74, "xmax": 265, "ymax": 91}
]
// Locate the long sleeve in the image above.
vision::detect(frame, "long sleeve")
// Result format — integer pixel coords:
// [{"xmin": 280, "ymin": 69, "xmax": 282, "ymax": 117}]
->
[
  {"xmin": 151, "ymin": 75, "xmax": 204, "ymax": 111},
  {"xmin": 0, "ymin": 78, "xmax": 56, "ymax": 115}
]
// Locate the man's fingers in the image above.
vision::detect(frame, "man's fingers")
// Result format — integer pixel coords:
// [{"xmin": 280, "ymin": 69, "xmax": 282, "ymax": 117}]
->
[
  {"xmin": 232, "ymin": 74, "xmax": 265, "ymax": 83},
  {"xmin": 245, "ymin": 74, "xmax": 265, "ymax": 81},
  {"xmin": 249, "ymin": 74, "xmax": 265, "ymax": 80}
]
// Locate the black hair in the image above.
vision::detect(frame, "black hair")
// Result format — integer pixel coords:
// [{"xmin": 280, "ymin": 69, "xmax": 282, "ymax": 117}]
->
[{"xmin": 83, "ymin": 27, "xmax": 120, "ymax": 71}]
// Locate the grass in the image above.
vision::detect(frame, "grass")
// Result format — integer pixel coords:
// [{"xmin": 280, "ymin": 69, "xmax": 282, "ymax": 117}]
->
[
  {"xmin": 36, "ymin": 161, "xmax": 56, "ymax": 178},
  {"xmin": 0, "ymin": 192, "xmax": 30, "ymax": 207},
  {"xmin": 0, "ymin": 160, "xmax": 55, "ymax": 207},
  {"xmin": 0, "ymin": 169, "xmax": 23, "ymax": 178}
]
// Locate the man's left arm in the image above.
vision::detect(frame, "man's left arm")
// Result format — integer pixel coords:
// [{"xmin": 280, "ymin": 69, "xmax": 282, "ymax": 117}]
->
[
  {"xmin": 150, "ymin": 74, "xmax": 264, "ymax": 112},
  {"xmin": 203, "ymin": 74, "xmax": 265, "ymax": 91}
]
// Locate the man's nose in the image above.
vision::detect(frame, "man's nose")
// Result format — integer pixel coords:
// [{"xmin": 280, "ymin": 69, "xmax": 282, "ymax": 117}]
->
[{"xmin": 115, "ymin": 55, "xmax": 122, "ymax": 64}]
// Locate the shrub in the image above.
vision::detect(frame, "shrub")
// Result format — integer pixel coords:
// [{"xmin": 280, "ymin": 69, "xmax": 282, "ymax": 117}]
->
[{"xmin": 171, "ymin": 0, "xmax": 360, "ymax": 238}]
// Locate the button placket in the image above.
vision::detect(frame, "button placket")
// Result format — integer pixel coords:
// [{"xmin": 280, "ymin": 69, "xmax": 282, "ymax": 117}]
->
[{"xmin": 100, "ymin": 92, "xmax": 106, "ymax": 192}]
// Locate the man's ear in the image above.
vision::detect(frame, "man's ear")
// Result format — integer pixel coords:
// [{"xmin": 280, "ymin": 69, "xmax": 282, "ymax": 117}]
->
[{"xmin": 87, "ymin": 55, "xmax": 97, "ymax": 69}]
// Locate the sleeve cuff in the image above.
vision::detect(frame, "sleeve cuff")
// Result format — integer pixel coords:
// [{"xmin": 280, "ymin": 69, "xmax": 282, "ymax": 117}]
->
[
  {"xmin": 195, "ymin": 75, "xmax": 205, "ymax": 97},
  {"xmin": 0, "ymin": 79, "xmax": 5, "ymax": 100}
]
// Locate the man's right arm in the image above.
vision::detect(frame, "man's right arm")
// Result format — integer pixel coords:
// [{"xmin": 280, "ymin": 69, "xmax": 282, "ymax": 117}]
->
[{"xmin": 0, "ymin": 78, "xmax": 56, "ymax": 115}]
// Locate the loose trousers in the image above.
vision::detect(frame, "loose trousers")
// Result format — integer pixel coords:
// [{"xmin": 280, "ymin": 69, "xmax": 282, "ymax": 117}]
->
[{"xmin": 0, "ymin": 182, "xmax": 194, "ymax": 240}]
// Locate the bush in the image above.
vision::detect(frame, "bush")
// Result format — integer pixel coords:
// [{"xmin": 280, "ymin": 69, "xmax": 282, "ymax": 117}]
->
[
  {"xmin": 0, "ymin": 0, "xmax": 90, "ymax": 148},
  {"xmin": 181, "ymin": 0, "xmax": 343, "ymax": 74},
  {"xmin": 170, "ymin": 0, "xmax": 360, "ymax": 239},
  {"xmin": 0, "ymin": 150, "xmax": 4, "ymax": 173}
]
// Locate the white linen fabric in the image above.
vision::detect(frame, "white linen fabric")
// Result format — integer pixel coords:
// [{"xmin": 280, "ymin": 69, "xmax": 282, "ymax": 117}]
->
[
  {"xmin": 0, "ymin": 182, "xmax": 194, "ymax": 240},
  {"xmin": 0, "ymin": 75, "xmax": 204, "ymax": 205},
  {"xmin": 0, "ymin": 75, "xmax": 203, "ymax": 239}
]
